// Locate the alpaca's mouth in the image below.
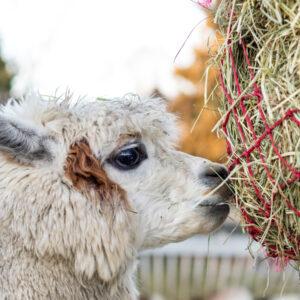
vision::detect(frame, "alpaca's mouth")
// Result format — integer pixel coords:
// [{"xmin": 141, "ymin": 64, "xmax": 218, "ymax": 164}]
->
[
  {"xmin": 198, "ymin": 201, "xmax": 229, "ymax": 208},
  {"xmin": 197, "ymin": 195, "xmax": 231, "ymax": 219},
  {"xmin": 199, "ymin": 201, "xmax": 230, "ymax": 214},
  {"xmin": 209, "ymin": 202, "xmax": 230, "ymax": 213},
  {"xmin": 198, "ymin": 195, "xmax": 231, "ymax": 207},
  {"xmin": 195, "ymin": 198, "xmax": 230, "ymax": 231}
]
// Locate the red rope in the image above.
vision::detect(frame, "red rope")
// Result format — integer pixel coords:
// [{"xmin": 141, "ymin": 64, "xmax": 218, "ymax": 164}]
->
[{"xmin": 219, "ymin": 24, "xmax": 300, "ymax": 260}]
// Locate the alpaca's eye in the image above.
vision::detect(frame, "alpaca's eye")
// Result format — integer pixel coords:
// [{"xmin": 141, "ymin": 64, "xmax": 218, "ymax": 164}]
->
[
  {"xmin": 111, "ymin": 144, "xmax": 147, "ymax": 170},
  {"xmin": 117, "ymin": 149, "xmax": 139, "ymax": 167}
]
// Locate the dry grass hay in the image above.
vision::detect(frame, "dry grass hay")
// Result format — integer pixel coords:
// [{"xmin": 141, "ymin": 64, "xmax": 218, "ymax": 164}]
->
[{"xmin": 209, "ymin": 0, "xmax": 300, "ymax": 269}]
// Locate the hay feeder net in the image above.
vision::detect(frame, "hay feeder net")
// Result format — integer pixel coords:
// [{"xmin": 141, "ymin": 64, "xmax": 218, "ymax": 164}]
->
[{"xmin": 210, "ymin": 0, "xmax": 300, "ymax": 268}]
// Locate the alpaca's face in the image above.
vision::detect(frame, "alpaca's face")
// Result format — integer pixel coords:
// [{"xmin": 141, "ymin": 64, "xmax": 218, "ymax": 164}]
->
[
  {"xmin": 100, "ymin": 113, "xmax": 232, "ymax": 250},
  {"xmin": 62, "ymin": 95, "xmax": 232, "ymax": 249},
  {"xmin": 0, "ymin": 95, "xmax": 232, "ymax": 280},
  {"xmin": 105, "ymin": 141, "xmax": 232, "ymax": 249}
]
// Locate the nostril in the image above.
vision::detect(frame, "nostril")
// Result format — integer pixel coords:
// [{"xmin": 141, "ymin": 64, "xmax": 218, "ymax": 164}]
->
[
  {"xmin": 217, "ymin": 167, "xmax": 229, "ymax": 180},
  {"xmin": 204, "ymin": 165, "xmax": 229, "ymax": 180}
]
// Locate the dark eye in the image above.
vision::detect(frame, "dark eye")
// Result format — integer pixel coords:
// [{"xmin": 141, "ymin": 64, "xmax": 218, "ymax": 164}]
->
[{"xmin": 111, "ymin": 145, "xmax": 147, "ymax": 170}]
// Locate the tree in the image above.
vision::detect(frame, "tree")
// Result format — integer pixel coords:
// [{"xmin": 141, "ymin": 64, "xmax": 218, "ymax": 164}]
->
[
  {"xmin": 0, "ymin": 44, "xmax": 15, "ymax": 102},
  {"xmin": 169, "ymin": 17, "xmax": 226, "ymax": 162}
]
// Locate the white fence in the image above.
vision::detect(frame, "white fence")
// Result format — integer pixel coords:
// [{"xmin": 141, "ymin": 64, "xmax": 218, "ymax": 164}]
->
[{"xmin": 138, "ymin": 235, "xmax": 300, "ymax": 300}]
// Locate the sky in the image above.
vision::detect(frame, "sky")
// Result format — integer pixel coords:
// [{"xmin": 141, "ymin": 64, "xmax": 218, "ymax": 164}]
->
[{"xmin": 0, "ymin": 0, "xmax": 210, "ymax": 99}]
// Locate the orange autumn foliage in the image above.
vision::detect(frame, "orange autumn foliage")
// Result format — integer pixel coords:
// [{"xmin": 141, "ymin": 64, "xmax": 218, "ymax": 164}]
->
[{"xmin": 169, "ymin": 15, "xmax": 226, "ymax": 163}]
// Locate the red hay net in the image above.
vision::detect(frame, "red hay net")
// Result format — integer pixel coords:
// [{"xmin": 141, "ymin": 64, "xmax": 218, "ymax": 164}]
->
[
  {"xmin": 192, "ymin": 0, "xmax": 299, "ymax": 262},
  {"xmin": 219, "ymin": 33, "xmax": 300, "ymax": 260}
]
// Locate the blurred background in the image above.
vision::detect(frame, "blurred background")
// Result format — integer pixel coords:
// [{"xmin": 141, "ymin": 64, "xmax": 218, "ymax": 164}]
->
[{"xmin": 0, "ymin": 0, "xmax": 298, "ymax": 299}]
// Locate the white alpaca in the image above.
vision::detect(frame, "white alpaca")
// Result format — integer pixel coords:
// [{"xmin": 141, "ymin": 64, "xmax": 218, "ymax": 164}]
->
[{"xmin": 0, "ymin": 94, "xmax": 232, "ymax": 299}]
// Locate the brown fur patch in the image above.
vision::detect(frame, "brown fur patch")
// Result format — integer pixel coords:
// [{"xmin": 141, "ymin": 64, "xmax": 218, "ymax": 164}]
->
[{"xmin": 64, "ymin": 139, "xmax": 128, "ymax": 208}]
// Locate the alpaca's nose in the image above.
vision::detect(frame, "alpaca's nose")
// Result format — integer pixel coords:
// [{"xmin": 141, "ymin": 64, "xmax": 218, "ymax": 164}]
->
[
  {"xmin": 199, "ymin": 163, "xmax": 233, "ymax": 199},
  {"xmin": 203, "ymin": 164, "xmax": 229, "ymax": 180},
  {"xmin": 199, "ymin": 163, "xmax": 230, "ymax": 187}
]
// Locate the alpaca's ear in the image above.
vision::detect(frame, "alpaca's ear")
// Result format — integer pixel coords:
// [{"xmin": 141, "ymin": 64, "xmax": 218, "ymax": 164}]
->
[{"xmin": 0, "ymin": 115, "xmax": 54, "ymax": 162}]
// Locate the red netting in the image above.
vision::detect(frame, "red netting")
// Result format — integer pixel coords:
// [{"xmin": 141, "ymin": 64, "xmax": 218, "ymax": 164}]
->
[
  {"xmin": 219, "ymin": 34, "xmax": 300, "ymax": 260},
  {"xmin": 192, "ymin": 0, "xmax": 213, "ymax": 9}
]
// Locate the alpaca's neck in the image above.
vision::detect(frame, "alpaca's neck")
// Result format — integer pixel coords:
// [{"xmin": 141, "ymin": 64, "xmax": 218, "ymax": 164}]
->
[{"xmin": 0, "ymin": 238, "xmax": 138, "ymax": 300}]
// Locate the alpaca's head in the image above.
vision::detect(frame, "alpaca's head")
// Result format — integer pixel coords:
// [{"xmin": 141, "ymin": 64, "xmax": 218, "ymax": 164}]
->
[{"xmin": 0, "ymin": 94, "xmax": 232, "ymax": 281}]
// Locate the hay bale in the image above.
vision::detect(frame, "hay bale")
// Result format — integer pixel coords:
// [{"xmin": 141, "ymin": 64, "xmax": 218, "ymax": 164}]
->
[{"xmin": 210, "ymin": 0, "xmax": 300, "ymax": 268}]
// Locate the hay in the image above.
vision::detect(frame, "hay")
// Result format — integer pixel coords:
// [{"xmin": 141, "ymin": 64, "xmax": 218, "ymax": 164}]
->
[{"xmin": 210, "ymin": 0, "xmax": 300, "ymax": 268}]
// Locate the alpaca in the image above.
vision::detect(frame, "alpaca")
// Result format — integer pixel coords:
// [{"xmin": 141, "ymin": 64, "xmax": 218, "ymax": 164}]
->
[{"xmin": 0, "ymin": 94, "xmax": 232, "ymax": 299}]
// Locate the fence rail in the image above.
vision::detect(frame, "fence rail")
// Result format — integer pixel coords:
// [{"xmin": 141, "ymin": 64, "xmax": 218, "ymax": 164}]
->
[{"xmin": 137, "ymin": 235, "xmax": 300, "ymax": 299}]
